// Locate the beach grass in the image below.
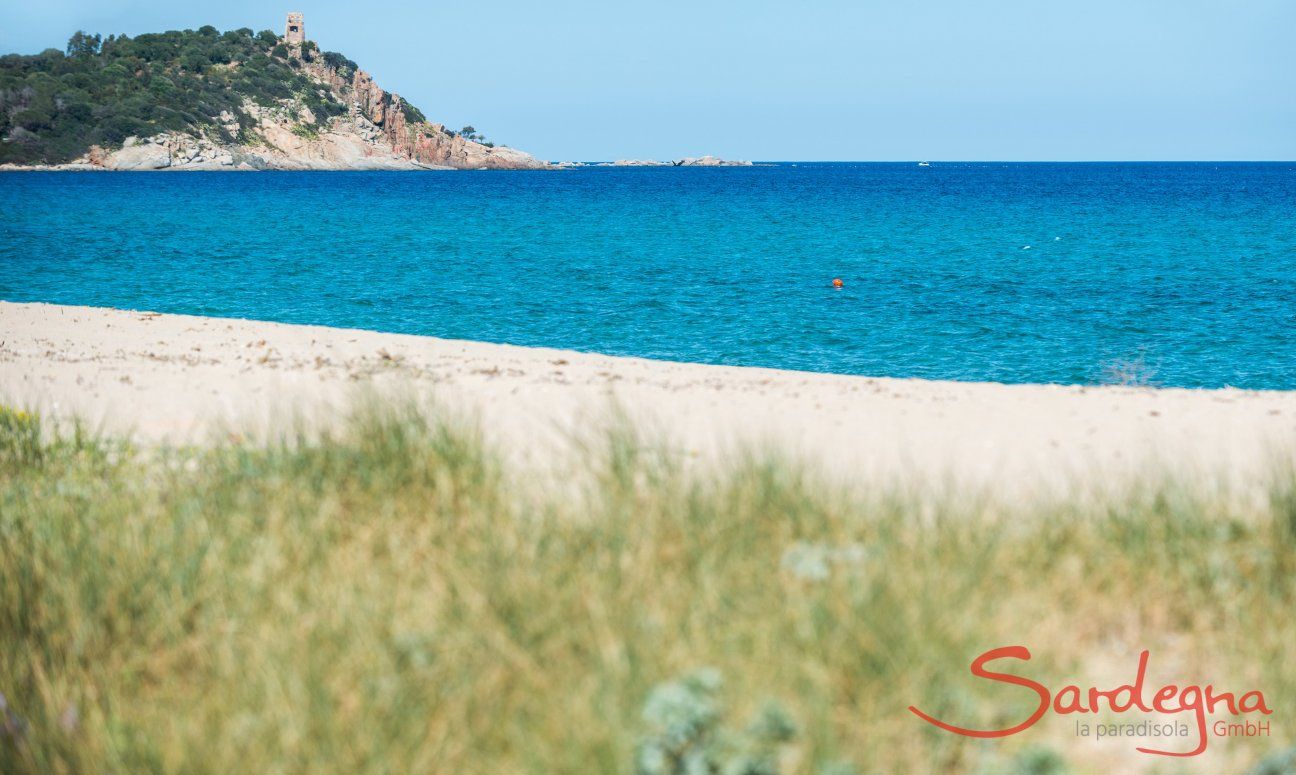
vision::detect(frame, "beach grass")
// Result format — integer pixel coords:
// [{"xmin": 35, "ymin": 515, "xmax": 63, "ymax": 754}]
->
[{"xmin": 0, "ymin": 402, "xmax": 1293, "ymax": 773}]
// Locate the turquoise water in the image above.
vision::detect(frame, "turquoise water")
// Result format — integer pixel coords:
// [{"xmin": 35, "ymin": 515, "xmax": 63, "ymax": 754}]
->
[{"xmin": 2, "ymin": 163, "xmax": 1294, "ymax": 388}]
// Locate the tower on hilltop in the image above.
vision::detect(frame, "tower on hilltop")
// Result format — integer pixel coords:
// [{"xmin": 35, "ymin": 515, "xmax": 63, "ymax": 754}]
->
[{"xmin": 284, "ymin": 12, "xmax": 305, "ymax": 44}]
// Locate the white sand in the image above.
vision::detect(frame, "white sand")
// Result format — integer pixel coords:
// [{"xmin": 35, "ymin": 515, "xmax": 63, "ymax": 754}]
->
[{"xmin": 3, "ymin": 301, "xmax": 1294, "ymax": 497}]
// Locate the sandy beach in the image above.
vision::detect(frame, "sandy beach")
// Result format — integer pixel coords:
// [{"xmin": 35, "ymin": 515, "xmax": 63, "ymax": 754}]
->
[{"xmin": 2, "ymin": 300, "xmax": 1294, "ymax": 495}]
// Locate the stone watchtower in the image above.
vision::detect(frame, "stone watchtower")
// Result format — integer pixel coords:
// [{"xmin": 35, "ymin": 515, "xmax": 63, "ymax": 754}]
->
[{"xmin": 284, "ymin": 12, "xmax": 305, "ymax": 44}]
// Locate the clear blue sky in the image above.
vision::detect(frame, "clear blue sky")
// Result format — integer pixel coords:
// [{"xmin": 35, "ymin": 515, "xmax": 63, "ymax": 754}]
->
[{"xmin": 4, "ymin": 1, "xmax": 1293, "ymax": 161}]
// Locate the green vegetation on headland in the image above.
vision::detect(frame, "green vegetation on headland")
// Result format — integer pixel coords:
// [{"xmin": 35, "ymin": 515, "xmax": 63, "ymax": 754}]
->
[
  {"xmin": 0, "ymin": 26, "xmax": 422, "ymax": 165},
  {"xmin": 1, "ymin": 402, "xmax": 1294, "ymax": 773}
]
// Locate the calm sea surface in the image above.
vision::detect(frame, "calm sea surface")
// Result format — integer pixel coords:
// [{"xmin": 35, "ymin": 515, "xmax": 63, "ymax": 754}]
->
[{"xmin": 2, "ymin": 163, "xmax": 1294, "ymax": 388}]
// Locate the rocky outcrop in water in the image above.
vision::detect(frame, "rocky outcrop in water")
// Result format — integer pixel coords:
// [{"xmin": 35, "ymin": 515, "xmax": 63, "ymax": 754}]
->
[
  {"xmin": 601, "ymin": 156, "xmax": 753, "ymax": 168},
  {"xmin": 673, "ymin": 155, "xmax": 752, "ymax": 167}
]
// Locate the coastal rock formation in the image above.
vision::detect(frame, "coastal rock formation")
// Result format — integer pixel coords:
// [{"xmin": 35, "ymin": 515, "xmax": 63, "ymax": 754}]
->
[
  {"xmin": 107, "ymin": 134, "xmax": 239, "ymax": 169},
  {"xmin": 1, "ymin": 16, "xmax": 551, "ymax": 171},
  {"xmin": 103, "ymin": 140, "xmax": 173, "ymax": 170},
  {"xmin": 333, "ymin": 64, "xmax": 546, "ymax": 170}
]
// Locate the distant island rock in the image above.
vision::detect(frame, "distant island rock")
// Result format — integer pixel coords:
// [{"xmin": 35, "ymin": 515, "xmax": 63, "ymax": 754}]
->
[
  {"xmin": 0, "ymin": 15, "xmax": 550, "ymax": 171},
  {"xmin": 673, "ymin": 155, "xmax": 752, "ymax": 167},
  {"xmin": 603, "ymin": 156, "xmax": 753, "ymax": 167}
]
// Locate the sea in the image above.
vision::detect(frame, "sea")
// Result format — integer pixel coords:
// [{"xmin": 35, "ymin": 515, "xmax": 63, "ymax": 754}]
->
[{"xmin": 2, "ymin": 162, "xmax": 1293, "ymax": 389}]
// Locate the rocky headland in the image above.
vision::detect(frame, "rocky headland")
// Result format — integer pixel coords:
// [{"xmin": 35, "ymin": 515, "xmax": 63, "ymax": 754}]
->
[
  {"xmin": 0, "ymin": 24, "xmax": 550, "ymax": 171},
  {"xmin": 1, "ymin": 21, "xmax": 758, "ymax": 173}
]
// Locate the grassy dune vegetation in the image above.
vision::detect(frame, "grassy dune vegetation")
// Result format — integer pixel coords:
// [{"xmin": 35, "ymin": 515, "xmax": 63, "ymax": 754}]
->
[{"xmin": 1, "ymin": 403, "xmax": 1294, "ymax": 773}]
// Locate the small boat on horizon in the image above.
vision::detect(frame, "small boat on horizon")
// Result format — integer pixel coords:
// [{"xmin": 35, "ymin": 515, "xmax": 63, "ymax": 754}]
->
[{"xmin": 918, "ymin": 161, "xmax": 931, "ymax": 167}]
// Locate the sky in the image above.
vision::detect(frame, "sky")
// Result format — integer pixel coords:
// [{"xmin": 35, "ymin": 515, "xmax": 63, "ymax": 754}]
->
[{"xmin": 3, "ymin": 1, "xmax": 1293, "ymax": 161}]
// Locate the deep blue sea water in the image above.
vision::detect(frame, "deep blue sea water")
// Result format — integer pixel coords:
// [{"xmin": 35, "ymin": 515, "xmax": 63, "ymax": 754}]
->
[{"xmin": 2, "ymin": 163, "xmax": 1294, "ymax": 389}]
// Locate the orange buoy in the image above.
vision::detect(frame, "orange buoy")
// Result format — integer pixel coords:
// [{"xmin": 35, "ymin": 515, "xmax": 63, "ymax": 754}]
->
[{"xmin": 832, "ymin": 278, "xmax": 844, "ymax": 288}]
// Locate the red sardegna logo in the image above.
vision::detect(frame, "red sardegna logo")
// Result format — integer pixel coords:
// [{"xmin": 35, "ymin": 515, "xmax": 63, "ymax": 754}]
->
[{"xmin": 908, "ymin": 646, "xmax": 1272, "ymax": 757}]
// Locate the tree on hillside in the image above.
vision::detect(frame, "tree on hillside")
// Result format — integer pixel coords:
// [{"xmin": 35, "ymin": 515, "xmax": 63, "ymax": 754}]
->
[
  {"xmin": 458, "ymin": 125, "xmax": 491, "ymax": 144},
  {"xmin": 66, "ymin": 31, "xmax": 102, "ymax": 58}
]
